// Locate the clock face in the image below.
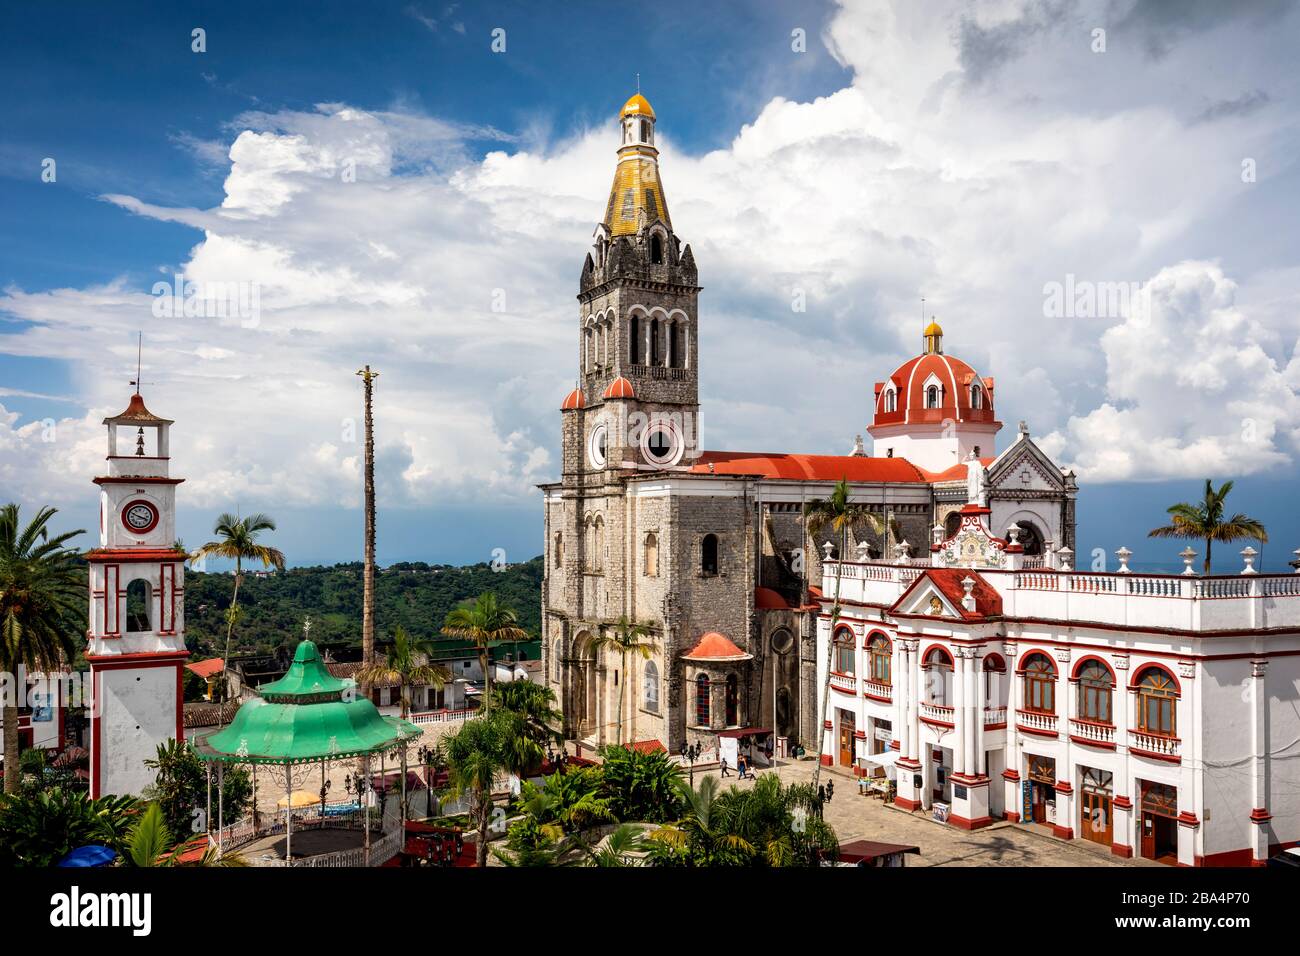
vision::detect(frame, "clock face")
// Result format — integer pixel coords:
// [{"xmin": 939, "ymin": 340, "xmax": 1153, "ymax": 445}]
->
[{"xmin": 123, "ymin": 500, "xmax": 158, "ymax": 533}]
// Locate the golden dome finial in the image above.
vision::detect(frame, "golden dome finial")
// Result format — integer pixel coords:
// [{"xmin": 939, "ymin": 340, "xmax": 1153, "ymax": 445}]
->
[
  {"xmin": 923, "ymin": 317, "xmax": 944, "ymax": 354},
  {"xmin": 621, "ymin": 92, "xmax": 655, "ymax": 119}
]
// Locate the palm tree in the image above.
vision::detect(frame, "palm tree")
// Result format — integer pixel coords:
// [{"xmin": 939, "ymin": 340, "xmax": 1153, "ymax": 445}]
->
[
  {"xmin": 803, "ymin": 479, "xmax": 881, "ymax": 787},
  {"xmin": 1148, "ymin": 480, "xmax": 1268, "ymax": 574},
  {"xmin": 442, "ymin": 592, "xmax": 528, "ymax": 710},
  {"xmin": 492, "ymin": 680, "xmax": 563, "ymax": 750},
  {"xmin": 125, "ymin": 801, "xmax": 246, "ymax": 867},
  {"xmin": 589, "ymin": 616, "xmax": 656, "ymax": 745},
  {"xmin": 445, "ymin": 708, "xmax": 541, "ymax": 867},
  {"xmin": 190, "ymin": 513, "xmax": 285, "ymax": 706},
  {"xmin": 0, "ymin": 504, "xmax": 84, "ymax": 795},
  {"xmin": 355, "ymin": 626, "xmax": 450, "ymax": 719}
]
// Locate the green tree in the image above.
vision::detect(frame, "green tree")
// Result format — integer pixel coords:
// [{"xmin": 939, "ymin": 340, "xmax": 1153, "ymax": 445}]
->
[
  {"xmin": 590, "ymin": 616, "xmax": 656, "ymax": 745},
  {"xmin": 492, "ymin": 680, "xmax": 563, "ymax": 752},
  {"xmin": 803, "ymin": 480, "xmax": 881, "ymax": 785},
  {"xmin": 355, "ymin": 626, "xmax": 450, "ymax": 719},
  {"xmin": 442, "ymin": 592, "xmax": 528, "ymax": 708},
  {"xmin": 0, "ymin": 504, "xmax": 84, "ymax": 795},
  {"xmin": 125, "ymin": 801, "xmax": 247, "ymax": 867},
  {"xmin": 0, "ymin": 788, "xmax": 137, "ymax": 867},
  {"xmin": 597, "ymin": 744, "xmax": 685, "ymax": 823},
  {"xmin": 142, "ymin": 738, "xmax": 250, "ymax": 837},
  {"xmin": 444, "ymin": 708, "xmax": 543, "ymax": 867},
  {"xmin": 1148, "ymin": 479, "xmax": 1269, "ymax": 573},
  {"xmin": 190, "ymin": 513, "xmax": 285, "ymax": 706}
]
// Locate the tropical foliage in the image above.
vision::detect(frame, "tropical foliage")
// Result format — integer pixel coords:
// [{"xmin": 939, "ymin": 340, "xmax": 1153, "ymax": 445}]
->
[
  {"xmin": 0, "ymin": 504, "xmax": 84, "ymax": 794},
  {"xmin": 354, "ymin": 625, "xmax": 450, "ymax": 718},
  {"xmin": 1148, "ymin": 479, "xmax": 1268, "ymax": 573},
  {"xmin": 596, "ymin": 744, "xmax": 685, "ymax": 823},
  {"xmin": 645, "ymin": 774, "xmax": 837, "ymax": 867},
  {"xmin": 442, "ymin": 591, "xmax": 529, "ymax": 706},
  {"xmin": 190, "ymin": 512, "xmax": 285, "ymax": 701},
  {"xmin": 142, "ymin": 738, "xmax": 251, "ymax": 837},
  {"xmin": 124, "ymin": 801, "xmax": 247, "ymax": 867},
  {"xmin": 181, "ymin": 557, "xmax": 544, "ymax": 660},
  {"xmin": 0, "ymin": 788, "xmax": 137, "ymax": 867},
  {"xmin": 444, "ymin": 706, "xmax": 543, "ymax": 867}
]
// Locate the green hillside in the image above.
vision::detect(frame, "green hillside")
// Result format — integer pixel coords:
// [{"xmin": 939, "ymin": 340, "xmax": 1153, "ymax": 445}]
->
[{"xmin": 182, "ymin": 555, "xmax": 544, "ymax": 658}]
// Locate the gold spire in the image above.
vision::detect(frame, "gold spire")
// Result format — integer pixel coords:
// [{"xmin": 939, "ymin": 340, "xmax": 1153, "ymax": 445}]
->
[
  {"xmin": 924, "ymin": 318, "xmax": 944, "ymax": 354},
  {"xmin": 603, "ymin": 92, "xmax": 670, "ymax": 237}
]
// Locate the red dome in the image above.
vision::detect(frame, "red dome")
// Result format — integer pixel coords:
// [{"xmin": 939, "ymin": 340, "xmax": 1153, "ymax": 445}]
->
[
  {"xmin": 872, "ymin": 351, "xmax": 995, "ymax": 427},
  {"xmin": 602, "ymin": 376, "xmax": 636, "ymax": 400},
  {"xmin": 561, "ymin": 387, "xmax": 586, "ymax": 410}
]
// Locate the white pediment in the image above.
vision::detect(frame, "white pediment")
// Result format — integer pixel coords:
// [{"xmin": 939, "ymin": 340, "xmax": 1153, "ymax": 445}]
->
[{"xmin": 896, "ymin": 581, "xmax": 960, "ymax": 618}]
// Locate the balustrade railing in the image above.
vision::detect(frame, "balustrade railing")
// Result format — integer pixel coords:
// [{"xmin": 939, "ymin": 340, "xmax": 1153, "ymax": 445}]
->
[
  {"xmin": 919, "ymin": 701, "xmax": 954, "ymax": 724},
  {"xmin": 1069, "ymin": 717, "xmax": 1116, "ymax": 745},
  {"xmin": 862, "ymin": 678, "xmax": 892, "ymax": 701},
  {"xmin": 829, "ymin": 672, "xmax": 856, "ymax": 693},
  {"xmin": 983, "ymin": 706, "xmax": 1007, "ymax": 727},
  {"xmin": 1130, "ymin": 730, "xmax": 1181, "ymax": 758},
  {"xmin": 1017, "ymin": 710, "xmax": 1057, "ymax": 734},
  {"xmin": 409, "ymin": 707, "xmax": 474, "ymax": 726}
]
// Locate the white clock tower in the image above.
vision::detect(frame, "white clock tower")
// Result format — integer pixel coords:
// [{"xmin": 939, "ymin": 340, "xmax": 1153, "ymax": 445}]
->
[{"xmin": 87, "ymin": 389, "xmax": 188, "ymax": 798}]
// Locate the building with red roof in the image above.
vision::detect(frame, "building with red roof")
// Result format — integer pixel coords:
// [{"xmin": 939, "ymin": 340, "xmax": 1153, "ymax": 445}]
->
[{"xmin": 539, "ymin": 92, "xmax": 1078, "ymax": 798}]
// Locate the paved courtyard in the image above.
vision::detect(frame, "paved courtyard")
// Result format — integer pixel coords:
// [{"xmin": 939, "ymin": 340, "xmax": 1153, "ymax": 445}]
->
[{"xmin": 695, "ymin": 758, "xmax": 1149, "ymax": 867}]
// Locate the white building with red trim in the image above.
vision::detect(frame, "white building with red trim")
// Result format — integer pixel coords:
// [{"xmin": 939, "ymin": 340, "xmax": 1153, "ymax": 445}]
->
[
  {"xmin": 86, "ymin": 390, "xmax": 187, "ymax": 797},
  {"xmin": 815, "ymin": 501, "xmax": 1300, "ymax": 866}
]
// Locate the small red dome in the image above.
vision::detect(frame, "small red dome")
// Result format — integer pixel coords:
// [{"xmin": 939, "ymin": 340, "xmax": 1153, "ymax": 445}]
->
[
  {"xmin": 561, "ymin": 387, "xmax": 586, "ymax": 410},
  {"xmin": 681, "ymin": 631, "xmax": 752, "ymax": 662},
  {"xmin": 602, "ymin": 376, "xmax": 636, "ymax": 400},
  {"xmin": 872, "ymin": 350, "xmax": 994, "ymax": 428}
]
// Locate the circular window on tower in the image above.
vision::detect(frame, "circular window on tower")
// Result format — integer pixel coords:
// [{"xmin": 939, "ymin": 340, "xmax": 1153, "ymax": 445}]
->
[
  {"xmin": 121, "ymin": 499, "xmax": 160, "ymax": 534},
  {"xmin": 587, "ymin": 421, "xmax": 608, "ymax": 469},
  {"xmin": 641, "ymin": 416, "xmax": 684, "ymax": 467}
]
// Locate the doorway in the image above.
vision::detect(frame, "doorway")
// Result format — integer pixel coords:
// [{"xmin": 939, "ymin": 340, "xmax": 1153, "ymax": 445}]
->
[
  {"xmin": 1026, "ymin": 755, "xmax": 1056, "ymax": 825},
  {"xmin": 1140, "ymin": 782, "xmax": 1179, "ymax": 864},
  {"xmin": 1080, "ymin": 767, "xmax": 1113, "ymax": 846},
  {"xmin": 838, "ymin": 710, "xmax": 855, "ymax": 767}
]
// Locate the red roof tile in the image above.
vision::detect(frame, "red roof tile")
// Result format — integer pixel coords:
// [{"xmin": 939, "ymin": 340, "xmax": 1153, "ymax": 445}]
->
[
  {"xmin": 681, "ymin": 631, "xmax": 752, "ymax": 661},
  {"xmin": 626, "ymin": 739, "xmax": 667, "ymax": 755},
  {"xmin": 920, "ymin": 457, "xmax": 995, "ymax": 483},
  {"xmin": 185, "ymin": 658, "xmax": 224, "ymax": 679},
  {"xmin": 754, "ymin": 587, "xmax": 792, "ymax": 609},
  {"xmin": 689, "ymin": 451, "xmax": 927, "ymax": 483},
  {"xmin": 894, "ymin": 568, "xmax": 1003, "ymax": 621}
]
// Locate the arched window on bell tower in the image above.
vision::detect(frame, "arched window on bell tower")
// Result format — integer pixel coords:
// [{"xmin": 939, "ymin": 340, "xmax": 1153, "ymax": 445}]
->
[{"xmin": 630, "ymin": 314, "xmax": 641, "ymax": 365}]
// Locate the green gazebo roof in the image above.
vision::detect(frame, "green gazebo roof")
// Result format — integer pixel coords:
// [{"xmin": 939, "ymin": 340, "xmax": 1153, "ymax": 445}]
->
[{"xmin": 193, "ymin": 639, "xmax": 420, "ymax": 765}]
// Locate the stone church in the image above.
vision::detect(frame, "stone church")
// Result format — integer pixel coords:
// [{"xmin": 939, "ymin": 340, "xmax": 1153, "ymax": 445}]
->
[{"xmin": 540, "ymin": 92, "xmax": 1077, "ymax": 756}]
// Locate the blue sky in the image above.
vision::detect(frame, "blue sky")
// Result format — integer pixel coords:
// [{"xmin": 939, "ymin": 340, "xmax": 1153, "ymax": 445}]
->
[{"xmin": 2, "ymin": 0, "xmax": 1298, "ymax": 571}]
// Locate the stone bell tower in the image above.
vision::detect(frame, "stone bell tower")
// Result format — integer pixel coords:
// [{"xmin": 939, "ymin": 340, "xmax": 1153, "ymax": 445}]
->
[
  {"xmin": 569, "ymin": 91, "xmax": 702, "ymax": 476},
  {"xmin": 86, "ymin": 386, "xmax": 188, "ymax": 797}
]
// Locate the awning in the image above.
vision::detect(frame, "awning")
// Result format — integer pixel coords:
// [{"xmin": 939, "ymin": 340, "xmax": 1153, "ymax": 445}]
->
[
  {"xmin": 859, "ymin": 749, "xmax": 901, "ymax": 769},
  {"xmin": 716, "ymin": 727, "xmax": 772, "ymax": 739}
]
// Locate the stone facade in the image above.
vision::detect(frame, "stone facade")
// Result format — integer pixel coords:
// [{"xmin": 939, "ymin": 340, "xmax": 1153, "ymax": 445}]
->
[{"xmin": 540, "ymin": 93, "xmax": 1077, "ymax": 758}]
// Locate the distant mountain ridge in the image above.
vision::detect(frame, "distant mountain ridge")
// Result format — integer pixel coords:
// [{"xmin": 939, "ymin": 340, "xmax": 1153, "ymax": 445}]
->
[{"xmin": 182, "ymin": 555, "xmax": 544, "ymax": 658}]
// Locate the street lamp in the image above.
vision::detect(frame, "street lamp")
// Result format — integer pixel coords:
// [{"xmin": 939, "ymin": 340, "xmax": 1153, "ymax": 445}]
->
[{"xmin": 681, "ymin": 741, "xmax": 702, "ymax": 785}]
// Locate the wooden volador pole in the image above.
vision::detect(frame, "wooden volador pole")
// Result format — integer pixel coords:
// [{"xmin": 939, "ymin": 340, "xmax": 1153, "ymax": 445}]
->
[{"xmin": 356, "ymin": 365, "xmax": 379, "ymax": 695}]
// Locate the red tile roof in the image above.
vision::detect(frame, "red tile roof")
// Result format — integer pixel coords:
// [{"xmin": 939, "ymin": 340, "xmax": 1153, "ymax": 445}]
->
[
  {"xmin": 920, "ymin": 457, "xmax": 995, "ymax": 482},
  {"xmin": 681, "ymin": 631, "xmax": 752, "ymax": 661},
  {"xmin": 626, "ymin": 739, "xmax": 667, "ymax": 755},
  {"xmin": 895, "ymin": 568, "xmax": 1003, "ymax": 621},
  {"xmin": 754, "ymin": 587, "xmax": 792, "ymax": 610},
  {"xmin": 602, "ymin": 376, "xmax": 636, "ymax": 399},
  {"xmin": 185, "ymin": 658, "xmax": 224, "ymax": 679},
  {"xmin": 688, "ymin": 451, "xmax": 928, "ymax": 483}
]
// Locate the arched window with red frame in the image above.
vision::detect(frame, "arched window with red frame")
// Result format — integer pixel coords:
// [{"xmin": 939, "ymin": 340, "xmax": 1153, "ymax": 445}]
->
[
  {"xmin": 923, "ymin": 646, "xmax": 953, "ymax": 706},
  {"xmin": 1074, "ymin": 659, "xmax": 1114, "ymax": 724},
  {"xmin": 1135, "ymin": 666, "xmax": 1178, "ymax": 737},
  {"xmin": 983, "ymin": 654, "xmax": 1007, "ymax": 705},
  {"xmin": 867, "ymin": 633, "xmax": 891, "ymax": 684},
  {"xmin": 833, "ymin": 627, "xmax": 855, "ymax": 675},
  {"xmin": 1021, "ymin": 652, "xmax": 1056, "ymax": 714}
]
